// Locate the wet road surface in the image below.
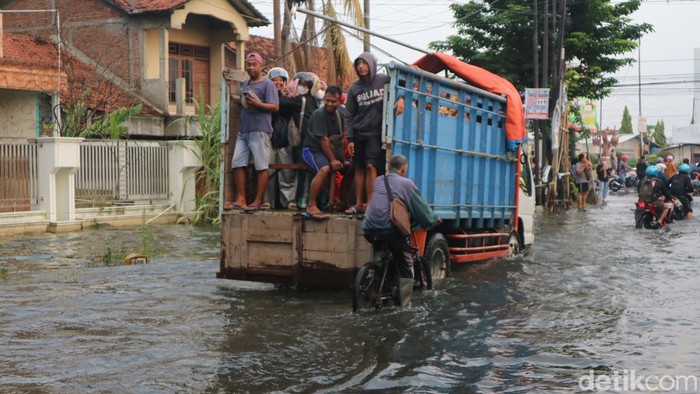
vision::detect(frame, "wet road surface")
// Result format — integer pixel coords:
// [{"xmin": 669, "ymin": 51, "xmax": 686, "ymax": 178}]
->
[{"xmin": 2, "ymin": 192, "xmax": 700, "ymax": 393}]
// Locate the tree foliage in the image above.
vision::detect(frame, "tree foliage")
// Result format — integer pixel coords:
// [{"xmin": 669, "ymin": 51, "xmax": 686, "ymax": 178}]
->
[
  {"xmin": 430, "ymin": 0, "xmax": 653, "ymax": 101},
  {"xmin": 649, "ymin": 120, "xmax": 667, "ymax": 147},
  {"xmin": 619, "ymin": 106, "xmax": 633, "ymax": 134}
]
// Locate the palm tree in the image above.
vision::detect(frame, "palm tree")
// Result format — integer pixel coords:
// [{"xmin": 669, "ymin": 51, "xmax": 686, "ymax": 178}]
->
[{"xmin": 280, "ymin": 0, "xmax": 363, "ymax": 86}]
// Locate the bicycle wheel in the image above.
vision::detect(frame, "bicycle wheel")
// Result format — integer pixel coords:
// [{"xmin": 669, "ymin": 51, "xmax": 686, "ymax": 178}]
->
[
  {"xmin": 352, "ymin": 262, "xmax": 383, "ymax": 313},
  {"xmin": 413, "ymin": 255, "xmax": 433, "ymax": 290}
]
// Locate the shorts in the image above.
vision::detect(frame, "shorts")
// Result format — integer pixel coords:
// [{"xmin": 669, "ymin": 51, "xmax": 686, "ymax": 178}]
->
[
  {"xmin": 655, "ymin": 201, "xmax": 673, "ymax": 211},
  {"xmin": 353, "ymin": 134, "xmax": 382, "ymax": 169},
  {"xmin": 577, "ymin": 182, "xmax": 589, "ymax": 193},
  {"xmin": 232, "ymin": 131, "xmax": 271, "ymax": 170},
  {"xmin": 302, "ymin": 147, "xmax": 329, "ymax": 174}
]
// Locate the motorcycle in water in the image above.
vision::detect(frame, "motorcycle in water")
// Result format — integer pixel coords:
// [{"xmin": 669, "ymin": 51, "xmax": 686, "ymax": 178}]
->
[
  {"xmin": 610, "ymin": 170, "xmax": 638, "ymax": 192},
  {"xmin": 670, "ymin": 194, "xmax": 693, "ymax": 221},
  {"xmin": 634, "ymin": 200, "xmax": 670, "ymax": 229}
]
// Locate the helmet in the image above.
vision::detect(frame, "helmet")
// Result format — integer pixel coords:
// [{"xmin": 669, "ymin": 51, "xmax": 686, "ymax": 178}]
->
[
  {"xmin": 621, "ymin": 154, "xmax": 629, "ymax": 161},
  {"xmin": 293, "ymin": 72, "xmax": 316, "ymax": 89},
  {"xmin": 646, "ymin": 165, "xmax": 659, "ymax": 177},
  {"xmin": 666, "ymin": 155, "xmax": 674, "ymax": 161},
  {"xmin": 679, "ymin": 163, "xmax": 691, "ymax": 174},
  {"xmin": 267, "ymin": 67, "xmax": 289, "ymax": 81},
  {"xmin": 655, "ymin": 157, "xmax": 664, "ymax": 164},
  {"xmin": 656, "ymin": 163, "xmax": 666, "ymax": 172}
]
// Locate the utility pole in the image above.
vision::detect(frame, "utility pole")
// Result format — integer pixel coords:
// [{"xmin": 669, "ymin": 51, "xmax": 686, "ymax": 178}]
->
[
  {"xmin": 533, "ymin": 0, "xmax": 541, "ymax": 193},
  {"xmin": 363, "ymin": 0, "xmax": 370, "ymax": 52},
  {"xmin": 273, "ymin": 0, "xmax": 281, "ymax": 59},
  {"xmin": 638, "ymin": 38, "xmax": 645, "ymax": 155},
  {"xmin": 541, "ymin": 0, "xmax": 549, "ymax": 169}
]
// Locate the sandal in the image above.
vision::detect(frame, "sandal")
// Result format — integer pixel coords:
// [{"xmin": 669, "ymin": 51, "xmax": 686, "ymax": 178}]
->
[
  {"xmin": 344, "ymin": 205, "xmax": 365, "ymax": 215},
  {"xmin": 224, "ymin": 203, "xmax": 244, "ymax": 211},
  {"xmin": 244, "ymin": 204, "xmax": 260, "ymax": 212},
  {"xmin": 303, "ymin": 211, "xmax": 330, "ymax": 221}
]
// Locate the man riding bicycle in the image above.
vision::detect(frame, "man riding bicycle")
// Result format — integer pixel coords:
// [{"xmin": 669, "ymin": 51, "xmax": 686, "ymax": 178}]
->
[{"xmin": 362, "ymin": 154, "xmax": 440, "ymax": 307}]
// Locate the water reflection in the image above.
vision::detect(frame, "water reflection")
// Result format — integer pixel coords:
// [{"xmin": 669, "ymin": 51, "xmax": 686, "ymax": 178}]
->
[{"xmin": 2, "ymin": 194, "xmax": 700, "ymax": 392}]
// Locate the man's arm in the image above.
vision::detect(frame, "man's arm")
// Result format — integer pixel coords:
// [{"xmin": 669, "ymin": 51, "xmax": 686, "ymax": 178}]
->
[{"xmin": 247, "ymin": 96, "xmax": 278, "ymax": 112}]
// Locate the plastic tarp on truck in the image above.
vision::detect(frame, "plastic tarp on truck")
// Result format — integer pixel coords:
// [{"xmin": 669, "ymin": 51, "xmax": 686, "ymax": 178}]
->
[{"xmin": 385, "ymin": 61, "xmax": 518, "ymax": 229}]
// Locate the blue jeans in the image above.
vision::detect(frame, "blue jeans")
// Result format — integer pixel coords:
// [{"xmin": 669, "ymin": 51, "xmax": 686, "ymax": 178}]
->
[
  {"xmin": 619, "ymin": 173, "xmax": 627, "ymax": 189},
  {"xmin": 598, "ymin": 180, "xmax": 609, "ymax": 201}
]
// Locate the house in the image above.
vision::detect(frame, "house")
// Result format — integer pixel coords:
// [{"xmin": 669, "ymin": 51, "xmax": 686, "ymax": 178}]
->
[
  {"xmin": 0, "ymin": 0, "xmax": 268, "ymax": 138},
  {"xmin": 575, "ymin": 134, "xmax": 661, "ymax": 161},
  {"xmin": 658, "ymin": 144, "xmax": 700, "ymax": 165},
  {"xmin": 0, "ymin": 13, "xmax": 65, "ymax": 138}
]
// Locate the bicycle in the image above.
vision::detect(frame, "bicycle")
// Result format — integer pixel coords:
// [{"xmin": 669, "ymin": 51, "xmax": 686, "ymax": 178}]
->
[{"xmin": 352, "ymin": 234, "xmax": 432, "ymax": 313}]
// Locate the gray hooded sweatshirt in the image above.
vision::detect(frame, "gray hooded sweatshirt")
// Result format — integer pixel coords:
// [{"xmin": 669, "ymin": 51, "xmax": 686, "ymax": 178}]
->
[{"xmin": 344, "ymin": 52, "xmax": 391, "ymax": 141}]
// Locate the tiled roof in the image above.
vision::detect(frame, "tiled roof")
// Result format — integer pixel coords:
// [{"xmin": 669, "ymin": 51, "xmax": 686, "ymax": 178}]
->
[
  {"xmin": 106, "ymin": 0, "xmax": 268, "ymax": 26},
  {"xmin": 231, "ymin": 36, "xmax": 354, "ymax": 88},
  {"xmin": 2, "ymin": 33, "xmax": 59, "ymax": 69},
  {"xmin": 1, "ymin": 33, "xmax": 155, "ymax": 113}
]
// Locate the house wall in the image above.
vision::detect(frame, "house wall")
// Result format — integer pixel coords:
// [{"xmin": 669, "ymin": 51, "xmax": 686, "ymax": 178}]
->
[
  {"xmin": 660, "ymin": 145, "xmax": 700, "ymax": 165},
  {"xmin": 2, "ymin": 0, "xmax": 251, "ymax": 137},
  {"xmin": 0, "ymin": 90, "xmax": 37, "ymax": 138}
]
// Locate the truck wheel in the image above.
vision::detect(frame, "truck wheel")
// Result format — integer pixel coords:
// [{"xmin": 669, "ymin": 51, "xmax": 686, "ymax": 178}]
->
[
  {"xmin": 426, "ymin": 233, "xmax": 450, "ymax": 280},
  {"xmin": 508, "ymin": 232, "xmax": 521, "ymax": 256}
]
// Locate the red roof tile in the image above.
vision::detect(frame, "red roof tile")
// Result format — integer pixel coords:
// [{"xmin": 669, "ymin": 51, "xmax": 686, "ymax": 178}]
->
[
  {"xmin": 2, "ymin": 33, "xmax": 59, "ymax": 69},
  {"xmin": 1, "ymin": 33, "xmax": 156, "ymax": 113},
  {"xmin": 109, "ymin": 0, "xmax": 189, "ymax": 12},
  {"xmin": 106, "ymin": 0, "xmax": 268, "ymax": 26}
]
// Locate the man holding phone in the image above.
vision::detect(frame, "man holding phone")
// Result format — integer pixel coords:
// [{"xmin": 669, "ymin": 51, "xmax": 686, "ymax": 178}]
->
[{"xmin": 226, "ymin": 52, "xmax": 279, "ymax": 211}]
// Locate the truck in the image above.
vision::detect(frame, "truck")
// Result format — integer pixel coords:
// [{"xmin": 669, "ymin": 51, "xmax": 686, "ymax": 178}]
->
[{"xmin": 218, "ymin": 52, "xmax": 535, "ymax": 289}]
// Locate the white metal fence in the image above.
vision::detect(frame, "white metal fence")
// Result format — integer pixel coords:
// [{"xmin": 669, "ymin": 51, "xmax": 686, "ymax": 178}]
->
[
  {"xmin": 77, "ymin": 140, "xmax": 170, "ymax": 203},
  {"xmin": 0, "ymin": 138, "xmax": 38, "ymax": 212}
]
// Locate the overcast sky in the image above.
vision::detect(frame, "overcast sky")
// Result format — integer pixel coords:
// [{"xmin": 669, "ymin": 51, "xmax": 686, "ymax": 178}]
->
[{"xmin": 251, "ymin": 0, "xmax": 700, "ymax": 135}]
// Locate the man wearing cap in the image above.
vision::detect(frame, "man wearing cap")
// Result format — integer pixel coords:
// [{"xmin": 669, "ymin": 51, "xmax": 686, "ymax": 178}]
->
[{"xmin": 227, "ymin": 52, "xmax": 279, "ymax": 211}]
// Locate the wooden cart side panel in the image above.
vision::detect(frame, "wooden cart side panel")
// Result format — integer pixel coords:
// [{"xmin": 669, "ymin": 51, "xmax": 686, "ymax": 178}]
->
[
  {"xmin": 245, "ymin": 214, "xmax": 294, "ymax": 270},
  {"xmin": 220, "ymin": 212, "xmax": 375, "ymax": 288},
  {"xmin": 221, "ymin": 214, "xmax": 244, "ymax": 270}
]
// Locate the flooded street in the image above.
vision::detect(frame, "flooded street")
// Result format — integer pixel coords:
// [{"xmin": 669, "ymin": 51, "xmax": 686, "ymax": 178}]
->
[{"xmin": 2, "ymin": 192, "xmax": 700, "ymax": 393}]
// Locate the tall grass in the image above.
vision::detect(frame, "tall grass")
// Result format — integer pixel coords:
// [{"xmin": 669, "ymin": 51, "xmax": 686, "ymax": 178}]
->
[{"xmin": 190, "ymin": 99, "xmax": 222, "ymax": 223}]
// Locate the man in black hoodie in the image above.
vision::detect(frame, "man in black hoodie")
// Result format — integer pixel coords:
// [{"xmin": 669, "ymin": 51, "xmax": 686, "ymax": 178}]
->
[{"xmin": 344, "ymin": 52, "xmax": 404, "ymax": 214}]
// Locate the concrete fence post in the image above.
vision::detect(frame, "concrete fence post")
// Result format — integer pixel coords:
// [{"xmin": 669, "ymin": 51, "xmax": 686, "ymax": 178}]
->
[
  {"xmin": 168, "ymin": 141, "xmax": 200, "ymax": 213},
  {"xmin": 36, "ymin": 137, "xmax": 83, "ymax": 232}
]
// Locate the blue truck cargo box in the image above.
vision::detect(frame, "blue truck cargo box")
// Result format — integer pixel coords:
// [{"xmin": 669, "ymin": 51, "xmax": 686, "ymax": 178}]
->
[{"xmin": 385, "ymin": 62, "xmax": 518, "ymax": 229}]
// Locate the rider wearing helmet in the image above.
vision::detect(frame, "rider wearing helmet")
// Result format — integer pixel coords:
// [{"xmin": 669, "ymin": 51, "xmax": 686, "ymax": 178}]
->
[
  {"xmin": 640, "ymin": 165, "xmax": 674, "ymax": 224},
  {"xmin": 655, "ymin": 163, "xmax": 669, "ymax": 184},
  {"xmin": 669, "ymin": 163, "xmax": 694, "ymax": 219},
  {"xmin": 665, "ymin": 154, "xmax": 677, "ymax": 179},
  {"xmin": 618, "ymin": 154, "xmax": 632, "ymax": 193}
]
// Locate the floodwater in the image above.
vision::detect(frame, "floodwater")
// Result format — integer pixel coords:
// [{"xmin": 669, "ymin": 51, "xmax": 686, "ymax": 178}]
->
[{"xmin": 2, "ymin": 193, "xmax": 700, "ymax": 393}]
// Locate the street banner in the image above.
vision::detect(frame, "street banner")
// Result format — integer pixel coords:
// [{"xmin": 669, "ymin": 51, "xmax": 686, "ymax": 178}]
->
[
  {"xmin": 638, "ymin": 116, "xmax": 647, "ymax": 134},
  {"xmin": 525, "ymin": 88, "xmax": 550, "ymax": 119},
  {"xmin": 575, "ymin": 98, "xmax": 598, "ymax": 132}
]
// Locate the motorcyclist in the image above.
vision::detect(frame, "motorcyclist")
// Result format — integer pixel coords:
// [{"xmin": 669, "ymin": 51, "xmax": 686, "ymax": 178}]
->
[
  {"xmin": 669, "ymin": 163, "xmax": 694, "ymax": 219},
  {"xmin": 618, "ymin": 154, "xmax": 632, "ymax": 193},
  {"xmin": 655, "ymin": 162, "xmax": 669, "ymax": 185},
  {"xmin": 639, "ymin": 165, "xmax": 673, "ymax": 225},
  {"xmin": 636, "ymin": 155, "xmax": 647, "ymax": 184}
]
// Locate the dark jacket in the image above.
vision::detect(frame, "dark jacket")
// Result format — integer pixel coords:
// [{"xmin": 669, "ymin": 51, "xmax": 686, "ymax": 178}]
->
[
  {"xmin": 280, "ymin": 93, "xmax": 319, "ymax": 142},
  {"xmin": 344, "ymin": 52, "xmax": 391, "ymax": 141},
  {"xmin": 669, "ymin": 174, "xmax": 693, "ymax": 196}
]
